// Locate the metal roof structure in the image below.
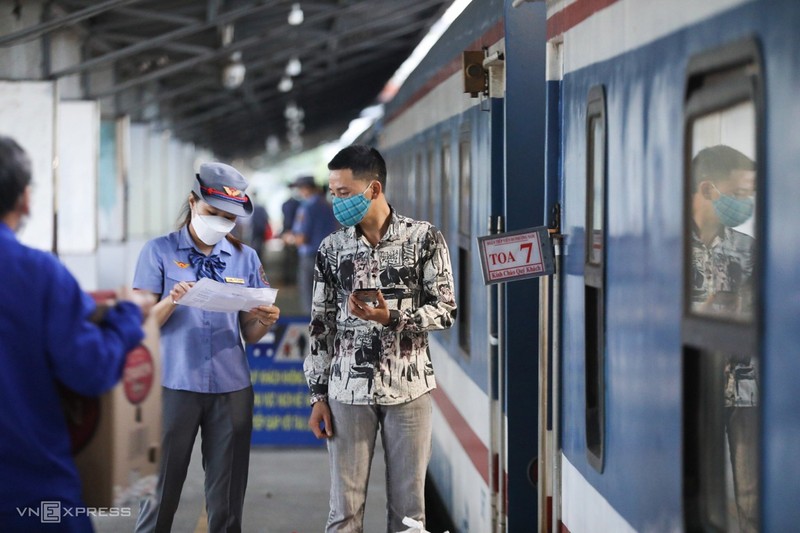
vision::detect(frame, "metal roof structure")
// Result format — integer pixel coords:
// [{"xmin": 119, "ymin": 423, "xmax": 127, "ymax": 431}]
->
[{"xmin": 1, "ymin": 0, "xmax": 451, "ymax": 159}]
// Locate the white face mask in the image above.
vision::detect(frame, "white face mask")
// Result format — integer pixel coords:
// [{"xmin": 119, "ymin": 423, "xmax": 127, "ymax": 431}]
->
[{"xmin": 191, "ymin": 211, "xmax": 236, "ymax": 246}]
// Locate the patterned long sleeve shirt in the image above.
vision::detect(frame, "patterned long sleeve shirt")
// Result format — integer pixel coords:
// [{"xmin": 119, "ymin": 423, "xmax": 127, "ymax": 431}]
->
[
  {"xmin": 303, "ymin": 209, "xmax": 456, "ymax": 405},
  {"xmin": 690, "ymin": 225, "xmax": 757, "ymax": 407}
]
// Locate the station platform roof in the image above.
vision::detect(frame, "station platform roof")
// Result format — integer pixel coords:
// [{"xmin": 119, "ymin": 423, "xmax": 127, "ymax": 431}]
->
[{"xmin": 3, "ymin": 0, "xmax": 451, "ymax": 159}]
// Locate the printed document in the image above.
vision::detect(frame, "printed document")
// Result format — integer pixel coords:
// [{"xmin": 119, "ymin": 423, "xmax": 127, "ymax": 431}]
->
[{"xmin": 177, "ymin": 277, "xmax": 278, "ymax": 313}]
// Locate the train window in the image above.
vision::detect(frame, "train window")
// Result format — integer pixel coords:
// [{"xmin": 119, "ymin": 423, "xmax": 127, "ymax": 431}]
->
[
  {"xmin": 418, "ymin": 151, "xmax": 428, "ymax": 220},
  {"xmin": 682, "ymin": 39, "xmax": 762, "ymax": 533},
  {"xmin": 428, "ymin": 146, "xmax": 437, "ymax": 227},
  {"xmin": 458, "ymin": 139, "xmax": 471, "ymax": 237},
  {"xmin": 441, "ymin": 137, "xmax": 451, "ymax": 235},
  {"xmin": 584, "ymin": 85, "xmax": 607, "ymax": 472},
  {"xmin": 457, "ymin": 136, "xmax": 471, "ymax": 356},
  {"xmin": 458, "ymin": 246, "xmax": 470, "ymax": 356},
  {"xmin": 687, "ymin": 103, "xmax": 756, "ymax": 323}
]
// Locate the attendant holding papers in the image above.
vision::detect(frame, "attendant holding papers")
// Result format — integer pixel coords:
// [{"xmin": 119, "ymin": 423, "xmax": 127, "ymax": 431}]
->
[{"xmin": 132, "ymin": 162, "xmax": 280, "ymax": 533}]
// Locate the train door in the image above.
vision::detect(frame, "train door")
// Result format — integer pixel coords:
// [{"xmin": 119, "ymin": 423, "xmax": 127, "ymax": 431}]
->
[
  {"xmin": 502, "ymin": 1, "xmax": 548, "ymax": 531},
  {"xmin": 681, "ymin": 39, "xmax": 763, "ymax": 533}
]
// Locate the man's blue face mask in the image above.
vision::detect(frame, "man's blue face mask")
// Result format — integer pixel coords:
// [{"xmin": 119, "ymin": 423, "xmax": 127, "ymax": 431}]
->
[
  {"xmin": 332, "ymin": 183, "xmax": 373, "ymax": 227},
  {"xmin": 711, "ymin": 183, "xmax": 754, "ymax": 227}
]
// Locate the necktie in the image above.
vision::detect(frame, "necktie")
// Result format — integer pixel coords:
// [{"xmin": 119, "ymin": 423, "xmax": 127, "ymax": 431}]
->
[{"xmin": 188, "ymin": 249, "xmax": 226, "ymax": 282}]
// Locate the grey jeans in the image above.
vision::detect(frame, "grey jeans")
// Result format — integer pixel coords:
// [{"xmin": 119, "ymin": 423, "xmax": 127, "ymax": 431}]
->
[{"xmin": 326, "ymin": 393, "xmax": 432, "ymax": 533}]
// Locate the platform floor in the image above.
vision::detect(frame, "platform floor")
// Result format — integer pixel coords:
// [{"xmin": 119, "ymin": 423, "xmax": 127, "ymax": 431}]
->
[{"xmin": 93, "ymin": 437, "xmax": 388, "ymax": 533}]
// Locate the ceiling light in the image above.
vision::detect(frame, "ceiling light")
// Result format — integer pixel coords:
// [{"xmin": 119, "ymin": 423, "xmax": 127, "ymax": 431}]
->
[
  {"xmin": 288, "ymin": 3, "xmax": 304, "ymax": 25},
  {"xmin": 278, "ymin": 76, "xmax": 293, "ymax": 92},
  {"xmin": 285, "ymin": 57, "xmax": 302, "ymax": 76},
  {"xmin": 222, "ymin": 53, "xmax": 245, "ymax": 89}
]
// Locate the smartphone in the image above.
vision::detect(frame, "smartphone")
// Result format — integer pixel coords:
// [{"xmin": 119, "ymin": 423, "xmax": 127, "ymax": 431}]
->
[{"xmin": 353, "ymin": 288, "xmax": 379, "ymax": 304}]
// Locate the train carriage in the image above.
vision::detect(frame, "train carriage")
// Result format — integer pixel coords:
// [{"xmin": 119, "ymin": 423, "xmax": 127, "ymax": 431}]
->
[{"xmin": 376, "ymin": 0, "xmax": 800, "ymax": 531}]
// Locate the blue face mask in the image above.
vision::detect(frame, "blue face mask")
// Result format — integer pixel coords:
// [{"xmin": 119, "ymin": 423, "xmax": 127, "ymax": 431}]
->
[
  {"xmin": 332, "ymin": 183, "xmax": 372, "ymax": 227},
  {"xmin": 711, "ymin": 183, "xmax": 754, "ymax": 227}
]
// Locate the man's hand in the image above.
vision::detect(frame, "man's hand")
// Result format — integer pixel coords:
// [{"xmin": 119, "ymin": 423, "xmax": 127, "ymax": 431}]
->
[
  {"xmin": 308, "ymin": 401, "xmax": 333, "ymax": 439},
  {"xmin": 119, "ymin": 287, "xmax": 157, "ymax": 320},
  {"xmin": 348, "ymin": 290, "xmax": 390, "ymax": 326}
]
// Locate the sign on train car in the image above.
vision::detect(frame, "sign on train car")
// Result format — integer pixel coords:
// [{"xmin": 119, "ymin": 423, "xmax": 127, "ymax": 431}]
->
[
  {"xmin": 477, "ymin": 226, "xmax": 554, "ymax": 285},
  {"xmin": 247, "ymin": 316, "xmax": 323, "ymax": 447}
]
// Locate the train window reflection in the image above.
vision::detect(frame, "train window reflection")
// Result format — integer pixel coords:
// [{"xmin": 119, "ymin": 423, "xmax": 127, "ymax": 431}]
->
[
  {"xmin": 682, "ymin": 38, "xmax": 762, "ymax": 533},
  {"xmin": 688, "ymin": 101, "xmax": 756, "ymax": 322},
  {"xmin": 588, "ymin": 116, "xmax": 605, "ymax": 264},
  {"xmin": 684, "ymin": 348, "xmax": 759, "ymax": 533}
]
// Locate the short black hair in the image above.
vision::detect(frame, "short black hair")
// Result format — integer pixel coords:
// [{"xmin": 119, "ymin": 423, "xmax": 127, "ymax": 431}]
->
[
  {"xmin": 327, "ymin": 144, "xmax": 387, "ymax": 188},
  {"xmin": 0, "ymin": 136, "xmax": 32, "ymax": 218},
  {"xmin": 691, "ymin": 145, "xmax": 755, "ymax": 192}
]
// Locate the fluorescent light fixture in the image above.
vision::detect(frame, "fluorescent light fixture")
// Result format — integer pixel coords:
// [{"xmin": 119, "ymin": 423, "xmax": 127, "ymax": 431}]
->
[
  {"xmin": 285, "ymin": 57, "xmax": 302, "ymax": 76},
  {"xmin": 278, "ymin": 76, "xmax": 293, "ymax": 92},
  {"xmin": 288, "ymin": 3, "xmax": 304, "ymax": 25}
]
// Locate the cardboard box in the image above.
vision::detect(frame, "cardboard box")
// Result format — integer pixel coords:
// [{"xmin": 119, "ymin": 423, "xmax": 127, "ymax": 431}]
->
[{"xmin": 62, "ymin": 303, "xmax": 162, "ymax": 508}]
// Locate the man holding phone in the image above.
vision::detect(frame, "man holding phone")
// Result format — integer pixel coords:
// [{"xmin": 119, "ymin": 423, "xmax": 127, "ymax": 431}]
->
[{"xmin": 304, "ymin": 145, "xmax": 457, "ymax": 532}]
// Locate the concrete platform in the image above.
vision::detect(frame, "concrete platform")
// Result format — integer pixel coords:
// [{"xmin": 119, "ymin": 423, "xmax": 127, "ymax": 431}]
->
[{"xmin": 93, "ymin": 437, "xmax": 388, "ymax": 532}]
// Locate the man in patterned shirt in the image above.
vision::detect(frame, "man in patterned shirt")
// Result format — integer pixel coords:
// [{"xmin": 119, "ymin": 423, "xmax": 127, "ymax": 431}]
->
[
  {"xmin": 304, "ymin": 144, "xmax": 456, "ymax": 532},
  {"xmin": 690, "ymin": 144, "xmax": 757, "ymax": 532}
]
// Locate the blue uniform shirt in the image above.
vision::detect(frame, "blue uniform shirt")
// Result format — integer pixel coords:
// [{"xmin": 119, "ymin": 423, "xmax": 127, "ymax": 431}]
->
[
  {"xmin": 0, "ymin": 222, "xmax": 144, "ymax": 528},
  {"xmin": 133, "ymin": 226, "xmax": 268, "ymax": 393},
  {"xmin": 292, "ymin": 193, "xmax": 338, "ymax": 256}
]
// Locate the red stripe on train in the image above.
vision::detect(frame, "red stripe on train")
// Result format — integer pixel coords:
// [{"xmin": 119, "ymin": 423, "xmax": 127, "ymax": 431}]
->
[
  {"xmin": 547, "ymin": 0, "xmax": 621, "ymax": 40},
  {"xmin": 384, "ymin": 20, "xmax": 505, "ymax": 125},
  {"xmin": 430, "ymin": 387, "xmax": 490, "ymax": 485}
]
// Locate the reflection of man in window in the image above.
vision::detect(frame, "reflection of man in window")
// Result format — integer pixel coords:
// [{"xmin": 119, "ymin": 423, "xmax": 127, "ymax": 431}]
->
[{"xmin": 690, "ymin": 144, "xmax": 757, "ymax": 532}]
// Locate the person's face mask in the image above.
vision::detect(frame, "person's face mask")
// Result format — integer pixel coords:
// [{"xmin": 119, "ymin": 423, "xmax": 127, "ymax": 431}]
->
[
  {"xmin": 191, "ymin": 208, "xmax": 236, "ymax": 245},
  {"xmin": 711, "ymin": 183, "xmax": 754, "ymax": 227},
  {"xmin": 332, "ymin": 183, "xmax": 373, "ymax": 227}
]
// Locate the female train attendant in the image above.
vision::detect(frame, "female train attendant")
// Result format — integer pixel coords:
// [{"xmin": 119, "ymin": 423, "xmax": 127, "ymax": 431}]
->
[{"xmin": 132, "ymin": 162, "xmax": 280, "ymax": 533}]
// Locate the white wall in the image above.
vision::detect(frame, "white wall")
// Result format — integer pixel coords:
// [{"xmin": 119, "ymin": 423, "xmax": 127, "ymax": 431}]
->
[
  {"xmin": 0, "ymin": 80, "xmax": 56, "ymax": 251},
  {"xmin": 57, "ymin": 100, "xmax": 99, "ymax": 254}
]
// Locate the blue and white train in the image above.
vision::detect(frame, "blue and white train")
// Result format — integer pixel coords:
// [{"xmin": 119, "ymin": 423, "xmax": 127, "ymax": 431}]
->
[{"xmin": 373, "ymin": 0, "xmax": 800, "ymax": 531}]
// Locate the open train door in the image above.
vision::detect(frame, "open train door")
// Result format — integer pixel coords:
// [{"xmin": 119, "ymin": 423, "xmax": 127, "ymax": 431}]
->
[{"xmin": 500, "ymin": 1, "xmax": 550, "ymax": 531}]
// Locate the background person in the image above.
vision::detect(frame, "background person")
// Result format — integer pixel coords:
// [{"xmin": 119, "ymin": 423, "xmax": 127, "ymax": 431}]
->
[
  {"xmin": 304, "ymin": 145, "xmax": 457, "ymax": 532},
  {"xmin": 132, "ymin": 162, "xmax": 280, "ymax": 533},
  {"xmin": 0, "ymin": 135, "xmax": 152, "ymax": 532},
  {"xmin": 289, "ymin": 175, "xmax": 338, "ymax": 315},
  {"xmin": 248, "ymin": 191, "xmax": 271, "ymax": 262},
  {"xmin": 279, "ymin": 193, "xmax": 301, "ymax": 285}
]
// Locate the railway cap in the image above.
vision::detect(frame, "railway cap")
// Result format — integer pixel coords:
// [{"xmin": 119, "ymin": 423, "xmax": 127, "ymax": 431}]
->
[{"xmin": 194, "ymin": 162, "xmax": 253, "ymax": 217}]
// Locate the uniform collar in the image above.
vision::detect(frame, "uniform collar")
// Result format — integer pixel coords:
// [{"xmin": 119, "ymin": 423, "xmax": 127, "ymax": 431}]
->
[{"xmin": 177, "ymin": 225, "xmax": 233, "ymax": 256}]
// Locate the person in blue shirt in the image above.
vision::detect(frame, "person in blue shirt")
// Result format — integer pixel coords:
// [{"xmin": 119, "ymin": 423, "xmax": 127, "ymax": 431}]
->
[
  {"xmin": 289, "ymin": 175, "xmax": 339, "ymax": 314},
  {"xmin": 132, "ymin": 162, "xmax": 281, "ymax": 533},
  {"xmin": 0, "ymin": 135, "xmax": 151, "ymax": 532}
]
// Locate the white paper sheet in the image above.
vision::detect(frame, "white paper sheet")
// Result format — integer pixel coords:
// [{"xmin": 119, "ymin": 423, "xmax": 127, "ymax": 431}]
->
[{"xmin": 177, "ymin": 277, "xmax": 278, "ymax": 313}]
